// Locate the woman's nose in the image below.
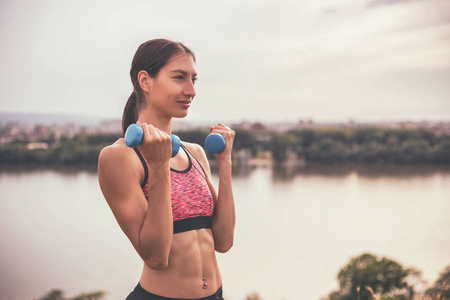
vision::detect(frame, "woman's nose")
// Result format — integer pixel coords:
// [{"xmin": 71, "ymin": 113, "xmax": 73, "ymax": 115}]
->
[{"xmin": 184, "ymin": 81, "xmax": 196, "ymax": 98}]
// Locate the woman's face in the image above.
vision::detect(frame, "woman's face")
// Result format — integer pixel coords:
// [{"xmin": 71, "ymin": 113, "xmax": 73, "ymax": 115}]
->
[{"xmin": 147, "ymin": 54, "xmax": 197, "ymax": 119}]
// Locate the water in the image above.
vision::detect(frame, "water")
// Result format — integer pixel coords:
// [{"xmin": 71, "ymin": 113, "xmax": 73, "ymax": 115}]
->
[{"xmin": 1, "ymin": 165, "xmax": 449, "ymax": 300}]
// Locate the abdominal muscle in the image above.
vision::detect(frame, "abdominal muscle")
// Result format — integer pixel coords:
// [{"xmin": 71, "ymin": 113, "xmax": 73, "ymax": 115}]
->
[{"xmin": 140, "ymin": 228, "xmax": 222, "ymax": 298}]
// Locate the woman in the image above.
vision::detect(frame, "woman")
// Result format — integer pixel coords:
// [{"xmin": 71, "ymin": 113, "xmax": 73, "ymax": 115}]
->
[{"xmin": 98, "ymin": 39, "xmax": 235, "ymax": 300}]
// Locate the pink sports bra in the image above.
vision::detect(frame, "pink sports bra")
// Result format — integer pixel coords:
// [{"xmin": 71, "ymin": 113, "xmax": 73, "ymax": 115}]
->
[{"xmin": 134, "ymin": 144, "xmax": 214, "ymax": 234}]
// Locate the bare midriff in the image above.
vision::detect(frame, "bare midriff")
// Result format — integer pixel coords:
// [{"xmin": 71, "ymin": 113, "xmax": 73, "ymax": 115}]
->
[{"xmin": 140, "ymin": 228, "xmax": 222, "ymax": 298}]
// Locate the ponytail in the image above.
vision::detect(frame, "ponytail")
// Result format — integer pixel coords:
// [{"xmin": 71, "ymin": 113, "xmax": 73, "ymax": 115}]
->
[{"xmin": 122, "ymin": 91, "xmax": 138, "ymax": 136}]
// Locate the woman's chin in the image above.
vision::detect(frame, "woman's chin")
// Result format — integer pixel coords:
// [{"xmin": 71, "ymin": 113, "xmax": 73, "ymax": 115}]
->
[{"xmin": 173, "ymin": 111, "xmax": 189, "ymax": 119}]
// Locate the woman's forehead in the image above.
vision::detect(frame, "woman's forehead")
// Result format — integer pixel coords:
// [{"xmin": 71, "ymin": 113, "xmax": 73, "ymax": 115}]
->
[{"xmin": 163, "ymin": 54, "xmax": 196, "ymax": 74}]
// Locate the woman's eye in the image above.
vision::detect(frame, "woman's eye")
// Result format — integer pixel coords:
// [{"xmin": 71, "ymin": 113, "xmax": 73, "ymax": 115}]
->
[
  {"xmin": 192, "ymin": 78, "xmax": 198, "ymax": 84},
  {"xmin": 174, "ymin": 75, "xmax": 184, "ymax": 80}
]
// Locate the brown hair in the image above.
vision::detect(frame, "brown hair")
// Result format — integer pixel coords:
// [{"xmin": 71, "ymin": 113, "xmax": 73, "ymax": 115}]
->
[{"xmin": 122, "ymin": 39, "xmax": 196, "ymax": 135}]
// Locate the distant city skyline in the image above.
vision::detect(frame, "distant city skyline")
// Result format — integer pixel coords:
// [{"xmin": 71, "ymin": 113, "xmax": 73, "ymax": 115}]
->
[{"xmin": 1, "ymin": 0, "xmax": 449, "ymax": 124}]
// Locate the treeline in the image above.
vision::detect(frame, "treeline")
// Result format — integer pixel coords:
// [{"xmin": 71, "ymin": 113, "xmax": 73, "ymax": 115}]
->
[
  {"xmin": 0, "ymin": 128, "xmax": 449, "ymax": 166},
  {"xmin": 0, "ymin": 133, "xmax": 118, "ymax": 166},
  {"xmin": 266, "ymin": 127, "xmax": 450, "ymax": 164}
]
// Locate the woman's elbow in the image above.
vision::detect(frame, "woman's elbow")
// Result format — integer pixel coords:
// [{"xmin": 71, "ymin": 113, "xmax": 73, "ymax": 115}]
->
[
  {"xmin": 215, "ymin": 240, "xmax": 233, "ymax": 253},
  {"xmin": 144, "ymin": 256, "xmax": 169, "ymax": 270}
]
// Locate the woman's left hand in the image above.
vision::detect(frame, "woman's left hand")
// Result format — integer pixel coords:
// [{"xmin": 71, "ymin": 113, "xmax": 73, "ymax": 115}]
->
[{"xmin": 209, "ymin": 123, "xmax": 235, "ymax": 161}]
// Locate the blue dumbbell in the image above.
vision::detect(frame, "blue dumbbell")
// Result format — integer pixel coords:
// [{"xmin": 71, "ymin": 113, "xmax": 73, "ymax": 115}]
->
[
  {"xmin": 204, "ymin": 133, "xmax": 226, "ymax": 154},
  {"xmin": 124, "ymin": 124, "xmax": 181, "ymax": 158}
]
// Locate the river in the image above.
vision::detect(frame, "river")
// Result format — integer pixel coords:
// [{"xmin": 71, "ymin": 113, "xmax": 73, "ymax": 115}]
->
[{"xmin": 1, "ymin": 164, "xmax": 449, "ymax": 300}]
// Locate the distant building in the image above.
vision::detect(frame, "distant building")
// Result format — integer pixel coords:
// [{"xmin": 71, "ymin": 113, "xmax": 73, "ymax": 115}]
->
[
  {"xmin": 98, "ymin": 120, "xmax": 121, "ymax": 134},
  {"xmin": 27, "ymin": 142, "xmax": 49, "ymax": 150}
]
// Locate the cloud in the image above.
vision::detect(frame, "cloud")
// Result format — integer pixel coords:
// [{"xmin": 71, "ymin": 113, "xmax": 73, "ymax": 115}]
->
[
  {"xmin": 367, "ymin": 0, "xmax": 423, "ymax": 8},
  {"xmin": 0, "ymin": 0, "xmax": 449, "ymax": 122}
]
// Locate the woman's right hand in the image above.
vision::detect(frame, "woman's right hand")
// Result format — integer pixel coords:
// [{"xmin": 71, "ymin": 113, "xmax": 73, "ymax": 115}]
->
[{"xmin": 136, "ymin": 121, "xmax": 173, "ymax": 168}]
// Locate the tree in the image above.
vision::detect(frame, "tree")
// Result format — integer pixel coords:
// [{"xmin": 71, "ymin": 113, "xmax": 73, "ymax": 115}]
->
[
  {"xmin": 352, "ymin": 128, "xmax": 386, "ymax": 145},
  {"xmin": 245, "ymin": 292, "xmax": 262, "ymax": 300},
  {"xmin": 329, "ymin": 253, "xmax": 422, "ymax": 300},
  {"xmin": 354, "ymin": 142, "xmax": 388, "ymax": 163},
  {"xmin": 175, "ymin": 129, "xmax": 209, "ymax": 146},
  {"xmin": 37, "ymin": 289, "xmax": 106, "ymax": 300},
  {"xmin": 70, "ymin": 291, "xmax": 106, "ymax": 300},
  {"xmin": 425, "ymin": 265, "xmax": 450, "ymax": 299},
  {"xmin": 38, "ymin": 289, "xmax": 65, "ymax": 300},
  {"xmin": 267, "ymin": 132, "xmax": 297, "ymax": 162},
  {"xmin": 433, "ymin": 140, "xmax": 450, "ymax": 164},
  {"xmin": 397, "ymin": 139, "xmax": 432, "ymax": 164},
  {"xmin": 306, "ymin": 138, "xmax": 349, "ymax": 163}
]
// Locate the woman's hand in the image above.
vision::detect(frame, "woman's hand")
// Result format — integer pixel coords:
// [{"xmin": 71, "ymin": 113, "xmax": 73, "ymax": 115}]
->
[
  {"xmin": 136, "ymin": 121, "xmax": 172, "ymax": 168},
  {"xmin": 209, "ymin": 123, "xmax": 235, "ymax": 162}
]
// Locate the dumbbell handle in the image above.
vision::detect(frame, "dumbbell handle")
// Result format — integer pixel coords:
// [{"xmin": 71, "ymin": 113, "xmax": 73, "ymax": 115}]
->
[
  {"xmin": 205, "ymin": 133, "xmax": 226, "ymax": 154},
  {"xmin": 124, "ymin": 124, "xmax": 181, "ymax": 158}
]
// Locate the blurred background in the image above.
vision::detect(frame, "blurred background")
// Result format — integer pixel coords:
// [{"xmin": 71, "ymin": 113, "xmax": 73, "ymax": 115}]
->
[{"xmin": 1, "ymin": 0, "xmax": 449, "ymax": 299}]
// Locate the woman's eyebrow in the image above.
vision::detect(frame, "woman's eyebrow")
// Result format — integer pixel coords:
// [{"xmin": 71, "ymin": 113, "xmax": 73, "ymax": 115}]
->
[{"xmin": 170, "ymin": 69, "xmax": 197, "ymax": 77}]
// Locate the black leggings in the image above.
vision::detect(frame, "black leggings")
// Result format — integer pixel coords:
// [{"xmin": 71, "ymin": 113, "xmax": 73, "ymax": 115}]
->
[{"xmin": 126, "ymin": 282, "xmax": 223, "ymax": 300}]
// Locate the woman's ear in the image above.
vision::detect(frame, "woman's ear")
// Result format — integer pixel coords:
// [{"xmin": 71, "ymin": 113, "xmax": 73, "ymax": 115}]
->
[{"xmin": 137, "ymin": 70, "xmax": 152, "ymax": 93}]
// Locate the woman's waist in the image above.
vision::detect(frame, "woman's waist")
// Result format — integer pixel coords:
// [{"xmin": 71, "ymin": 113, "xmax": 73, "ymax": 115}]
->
[
  {"xmin": 140, "ymin": 229, "xmax": 221, "ymax": 298},
  {"xmin": 140, "ymin": 260, "xmax": 222, "ymax": 298},
  {"xmin": 134, "ymin": 281, "xmax": 223, "ymax": 300}
]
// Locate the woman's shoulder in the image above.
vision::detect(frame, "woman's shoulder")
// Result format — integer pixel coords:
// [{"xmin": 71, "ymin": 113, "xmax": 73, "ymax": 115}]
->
[
  {"xmin": 182, "ymin": 141, "xmax": 207, "ymax": 160},
  {"xmin": 98, "ymin": 138, "xmax": 138, "ymax": 167},
  {"xmin": 181, "ymin": 141, "xmax": 211, "ymax": 172}
]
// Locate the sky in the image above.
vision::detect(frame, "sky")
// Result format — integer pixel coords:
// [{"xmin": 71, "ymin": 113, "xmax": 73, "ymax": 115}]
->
[{"xmin": 0, "ymin": 0, "xmax": 449, "ymax": 124}]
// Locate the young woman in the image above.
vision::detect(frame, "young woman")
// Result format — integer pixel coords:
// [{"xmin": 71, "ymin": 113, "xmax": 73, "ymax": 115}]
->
[{"xmin": 98, "ymin": 39, "xmax": 236, "ymax": 300}]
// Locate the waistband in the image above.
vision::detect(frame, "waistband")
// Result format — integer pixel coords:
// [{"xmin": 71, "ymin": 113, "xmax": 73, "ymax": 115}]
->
[{"xmin": 133, "ymin": 282, "xmax": 223, "ymax": 300}]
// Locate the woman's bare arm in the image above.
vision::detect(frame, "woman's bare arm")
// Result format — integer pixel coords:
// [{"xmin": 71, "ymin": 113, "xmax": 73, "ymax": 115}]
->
[
  {"xmin": 98, "ymin": 135, "xmax": 173, "ymax": 269},
  {"xmin": 185, "ymin": 124, "xmax": 236, "ymax": 253}
]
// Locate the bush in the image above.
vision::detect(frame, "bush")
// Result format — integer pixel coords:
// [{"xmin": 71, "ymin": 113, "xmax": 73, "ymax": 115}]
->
[
  {"xmin": 329, "ymin": 253, "xmax": 421, "ymax": 300},
  {"xmin": 425, "ymin": 265, "xmax": 450, "ymax": 299},
  {"xmin": 306, "ymin": 138, "xmax": 349, "ymax": 163}
]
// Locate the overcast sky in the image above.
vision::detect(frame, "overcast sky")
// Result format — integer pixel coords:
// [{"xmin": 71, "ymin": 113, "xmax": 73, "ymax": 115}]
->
[{"xmin": 0, "ymin": 0, "xmax": 449, "ymax": 124}]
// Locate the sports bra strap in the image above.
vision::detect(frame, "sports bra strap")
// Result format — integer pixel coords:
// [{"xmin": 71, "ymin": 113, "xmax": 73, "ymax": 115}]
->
[
  {"xmin": 133, "ymin": 143, "xmax": 206, "ymax": 187},
  {"xmin": 133, "ymin": 148, "xmax": 148, "ymax": 189},
  {"xmin": 180, "ymin": 144, "xmax": 207, "ymax": 178}
]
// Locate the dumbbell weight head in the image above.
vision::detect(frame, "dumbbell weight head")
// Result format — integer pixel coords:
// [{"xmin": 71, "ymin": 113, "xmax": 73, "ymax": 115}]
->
[
  {"xmin": 124, "ymin": 124, "xmax": 143, "ymax": 148},
  {"xmin": 170, "ymin": 134, "xmax": 181, "ymax": 157},
  {"xmin": 124, "ymin": 124, "xmax": 180, "ymax": 157},
  {"xmin": 204, "ymin": 133, "xmax": 226, "ymax": 154}
]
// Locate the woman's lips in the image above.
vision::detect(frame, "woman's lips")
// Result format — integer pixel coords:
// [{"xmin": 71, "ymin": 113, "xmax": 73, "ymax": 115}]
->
[{"xmin": 177, "ymin": 100, "xmax": 191, "ymax": 108}]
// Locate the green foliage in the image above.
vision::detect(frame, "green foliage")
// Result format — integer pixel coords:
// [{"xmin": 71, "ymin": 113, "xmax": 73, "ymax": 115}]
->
[
  {"xmin": 352, "ymin": 141, "xmax": 388, "ymax": 163},
  {"xmin": 174, "ymin": 129, "xmax": 209, "ymax": 145},
  {"xmin": 353, "ymin": 128, "xmax": 386, "ymax": 144},
  {"xmin": 245, "ymin": 292, "xmax": 262, "ymax": 300},
  {"xmin": 425, "ymin": 265, "xmax": 450, "ymax": 299},
  {"xmin": 329, "ymin": 253, "xmax": 421, "ymax": 300},
  {"xmin": 38, "ymin": 289, "xmax": 65, "ymax": 300},
  {"xmin": 267, "ymin": 132, "xmax": 297, "ymax": 162},
  {"xmin": 0, "ymin": 127, "xmax": 448, "ymax": 166},
  {"xmin": 396, "ymin": 139, "xmax": 432, "ymax": 164},
  {"xmin": 306, "ymin": 138, "xmax": 349, "ymax": 163},
  {"xmin": 293, "ymin": 129, "xmax": 316, "ymax": 148},
  {"xmin": 37, "ymin": 289, "xmax": 106, "ymax": 300},
  {"xmin": 70, "ymin": 291, "xmax": 106, "ymax": 300},
  {"xmin": 83, "ymin": 133, "xmax": 119, "ymax": 145},
  {"xmin": 233, "ymin": 129, "xmax": 257, "ymax": 150},
  {"xmin": 286, "ymin": 128, "xmax": 448, "ymax": 164},
  {"xmin": 432, "ymin": 140, "xmax": 450, "ymax": 163}
]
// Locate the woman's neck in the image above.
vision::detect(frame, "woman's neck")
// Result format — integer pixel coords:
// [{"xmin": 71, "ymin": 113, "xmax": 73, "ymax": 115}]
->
[{"xmin": 138, "ymin": 112, "xmax": 173, "ymax": 134}]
